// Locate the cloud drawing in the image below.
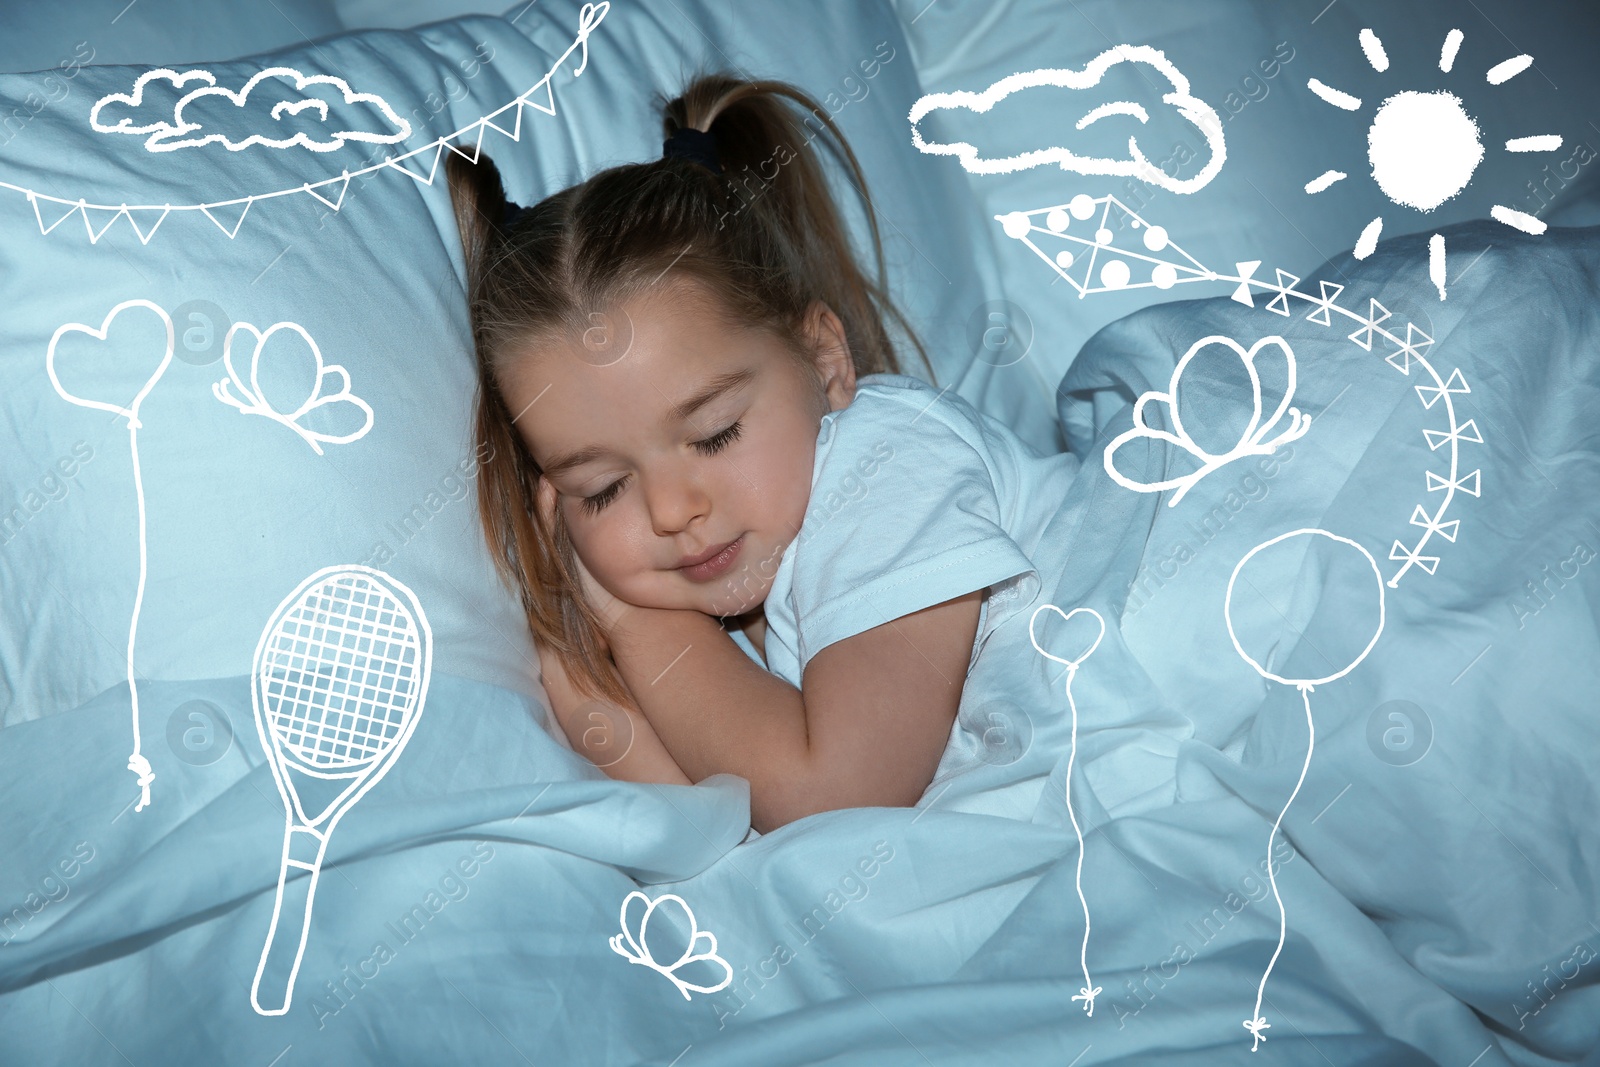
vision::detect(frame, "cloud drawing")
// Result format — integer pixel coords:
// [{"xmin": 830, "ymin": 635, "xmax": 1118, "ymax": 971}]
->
[
  {"xmin": 909, "ymin": 44, "xmax": 1226, "ymax": 194},
  {"xmin": 91, "ymin": 66, "xmax": 412, "ymax": 153}
]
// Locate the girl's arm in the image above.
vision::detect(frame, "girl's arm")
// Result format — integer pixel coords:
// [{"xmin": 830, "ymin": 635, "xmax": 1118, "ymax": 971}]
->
[
  {"xmin": 535, "ymin": 640, "xmax": 692, "ymax": 786},
  {"xmin": 604, "ymin": 591, "xmax": 983, "ymax": 833}
]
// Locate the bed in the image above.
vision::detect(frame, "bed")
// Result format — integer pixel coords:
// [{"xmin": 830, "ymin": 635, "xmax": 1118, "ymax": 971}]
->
[{"xmin": 1, "ymin": 1, "xmax": 1596, "ymax": 1064}]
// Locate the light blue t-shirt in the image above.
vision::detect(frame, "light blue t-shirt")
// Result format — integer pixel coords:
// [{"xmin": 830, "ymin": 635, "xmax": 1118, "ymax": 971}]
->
[{"xmin": 729, "ymin": 373, "xmax": 1079, "ymax": 688}]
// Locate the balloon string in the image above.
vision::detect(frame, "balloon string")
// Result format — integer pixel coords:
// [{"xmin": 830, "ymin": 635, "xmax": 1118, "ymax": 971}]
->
[
  {"xmin": 1246, "ymin": 685, "xmax": 1314, "ymax": 1050},
  {"xmin": 1063, "ymin": 663, "xmax": 1099, "ymax": 1016},
  {"xmin": 127, "ymin": 420, "xmax": 154, "ymax": 812}
]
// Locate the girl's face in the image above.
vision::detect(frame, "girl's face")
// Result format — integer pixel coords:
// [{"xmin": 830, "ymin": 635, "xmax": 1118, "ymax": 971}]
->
[{"xmin": 504, "ymin": 276, "xmax": 857, "ymax": 619}]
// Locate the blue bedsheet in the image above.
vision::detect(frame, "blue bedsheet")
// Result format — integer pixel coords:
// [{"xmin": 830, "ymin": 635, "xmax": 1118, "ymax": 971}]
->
[{"xmin": 3, "ymin": 221, "xmax": 1597, "ymax": 1065}]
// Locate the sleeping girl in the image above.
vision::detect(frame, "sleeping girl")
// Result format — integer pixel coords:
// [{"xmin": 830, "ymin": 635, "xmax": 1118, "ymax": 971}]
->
[{"xmin": 445, "ymin": 72, "xmax": 1078, "ymax": 834}]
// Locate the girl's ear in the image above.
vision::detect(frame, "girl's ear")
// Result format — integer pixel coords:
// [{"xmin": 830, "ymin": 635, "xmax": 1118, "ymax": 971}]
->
[{"xmin": 806, "ymin": 300, "xmax": 856, "ymax": 412}]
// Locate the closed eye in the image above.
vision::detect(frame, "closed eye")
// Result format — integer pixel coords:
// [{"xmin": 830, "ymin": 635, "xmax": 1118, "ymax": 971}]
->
[
  {"xmin": 579, "ymin": 421, "xmax": 742, "ymax": 516},
  {"xmin": 580, "ymin": 478, "xmax": 626, "ymax": 515},
  {"xmin": 694, "ymin": 419, "xmax": 742, "ymax": 456}
]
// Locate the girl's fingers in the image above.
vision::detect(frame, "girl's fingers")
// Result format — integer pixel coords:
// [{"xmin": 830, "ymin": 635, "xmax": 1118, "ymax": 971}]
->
[
  {"xmin": 535, "ymin": 475, "xmax": 559, "ymax": 529},
  {"xmin": 535, "ymin": 473, "xmax": 623, "ymax": 652}
]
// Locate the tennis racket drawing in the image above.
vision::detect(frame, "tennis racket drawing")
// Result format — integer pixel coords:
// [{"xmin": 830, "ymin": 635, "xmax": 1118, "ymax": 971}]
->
[{"xmin": 249, "ymin": 564, "xmax": 433, "ymax": 1017}]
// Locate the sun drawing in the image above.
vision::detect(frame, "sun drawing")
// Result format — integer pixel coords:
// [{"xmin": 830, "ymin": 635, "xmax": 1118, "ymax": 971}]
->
[{"xmin": 1304, "ymin": 27, "xmax": 1562, "ymax": 300}]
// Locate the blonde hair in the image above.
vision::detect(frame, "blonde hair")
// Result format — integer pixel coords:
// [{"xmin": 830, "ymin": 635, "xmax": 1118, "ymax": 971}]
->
[{"xmin": 445, "ymin": 71, "xmax": 932, "ymax": 708}]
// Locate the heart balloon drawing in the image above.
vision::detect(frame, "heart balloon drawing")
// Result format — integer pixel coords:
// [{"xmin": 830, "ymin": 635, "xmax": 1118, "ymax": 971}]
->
[
  {"xmin": 1104, "ymin": 334, "xmax": 1311, "ymax": 507},
  {"xmin": 213, "ymin": 321, "xmax": 374, "ymax": 455},
  {"xmin": 45, "ymin": 298, "xmax": 179, "ymax": 811},
  {"xmin": 608, "ymin": 890, "xmax": 733, "ymax": 1000},
  {"xmin": 1028, "ymin": 603, "xmax": 1106, "ymax": 670},
  {"xmin": 46, "ymin": 298, "xmax": 175, "ymax": 430},
  {"xmin": 1027, "ymin": 602, "xmax": 1106, "ymax": 1017}
]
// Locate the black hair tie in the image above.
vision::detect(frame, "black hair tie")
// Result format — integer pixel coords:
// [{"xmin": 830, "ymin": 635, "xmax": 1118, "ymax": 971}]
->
[
  {"xmin": 663, "ymin": 126, "xmax": 722, "ymax": 175},
  {"xmin": 499, "ymin": 127, "xmax": 718, "ymax": 232}
]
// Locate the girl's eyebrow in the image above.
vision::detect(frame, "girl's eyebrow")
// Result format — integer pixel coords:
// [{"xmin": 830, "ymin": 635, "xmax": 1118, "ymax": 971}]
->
[
  {"xmin": 668, "ymin": 367, "xmax": 756, "ymax": 424},
  {"xmin": 542, "ymin": 367, "xmax": 757, "ymax": 478},
  {"xmin": 540, "ymin": 443, "xmax": 612, "ymax": 478}
]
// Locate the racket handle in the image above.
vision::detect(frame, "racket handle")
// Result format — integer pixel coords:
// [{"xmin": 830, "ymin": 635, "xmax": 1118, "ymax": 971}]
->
[{"xmin": 251, "ymin": 826, "xmax": 328, "ymax": 1016}]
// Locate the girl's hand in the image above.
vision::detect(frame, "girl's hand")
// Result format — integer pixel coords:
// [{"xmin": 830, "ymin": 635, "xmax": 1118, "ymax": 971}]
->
[{"xmin": 537, "ymin": 475, "xmax": 633, "ymax": 650}]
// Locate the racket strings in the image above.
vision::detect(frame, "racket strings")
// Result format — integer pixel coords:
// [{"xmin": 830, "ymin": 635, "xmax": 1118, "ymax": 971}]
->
[{"xmin": 263, "ymin": 577, "xmax": 421, "ymax": 768}]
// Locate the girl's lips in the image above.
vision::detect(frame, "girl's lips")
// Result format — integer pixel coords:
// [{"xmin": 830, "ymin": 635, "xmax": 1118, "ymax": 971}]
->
[{"xmin": 678, "ymin": 536, "xmax": 742, "ymax": 582}]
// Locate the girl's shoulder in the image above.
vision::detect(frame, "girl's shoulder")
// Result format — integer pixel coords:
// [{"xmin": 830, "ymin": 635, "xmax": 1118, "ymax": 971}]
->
[
  {"xmin": 838, "ymin": 372, "xmax": 978, "ymax": 426},
  {"xmin": 851, "ymin": 372, "xmax": 941, "ymax": 402},
  {"xmin": 832, "ymin": 373, "xmax": 997, "ymax": 451}
]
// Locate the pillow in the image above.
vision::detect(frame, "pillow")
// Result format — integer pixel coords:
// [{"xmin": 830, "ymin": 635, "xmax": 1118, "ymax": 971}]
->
[
  {"xmin": 895, "ymin": 0, "xmax": 1600, "ymax": 412},
  {"xmin": 0, "ymin": 0, "xmax": 344, "ymax": 73},
  {"xmin": 0, "ymin": 13, "xmax": 593, "ymax": 728},
  {"xmin": 332, "ymin": 0, "xmax": 506, "ymax": 31},
  {"xmin": 0, "ymin": 0, "xmax": 1039, "ymax": 741}
]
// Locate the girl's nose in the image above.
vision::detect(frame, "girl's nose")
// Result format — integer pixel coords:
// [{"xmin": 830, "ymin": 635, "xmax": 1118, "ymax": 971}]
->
[{"xmin": 642, "ymin": 467, "xmax": 711, "ymax": 537}]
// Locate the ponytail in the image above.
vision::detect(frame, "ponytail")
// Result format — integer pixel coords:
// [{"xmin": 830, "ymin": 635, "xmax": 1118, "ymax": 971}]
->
[{"xmin": 445, "ymin": 146, "xmax": 511, "ymax": 302}]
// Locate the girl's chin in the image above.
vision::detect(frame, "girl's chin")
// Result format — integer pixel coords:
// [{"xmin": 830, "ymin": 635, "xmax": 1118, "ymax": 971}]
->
[
  {"xmin": 704, "ymin": 579, "xmax": 769, "ymax": 619},
  {"xmin": 714, "ymin": 593, "xmax": 766, "ymax": 619}
]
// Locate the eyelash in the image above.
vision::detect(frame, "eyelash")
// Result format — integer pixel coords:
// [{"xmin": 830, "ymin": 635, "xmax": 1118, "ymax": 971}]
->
[{"xmin": 579, "ymin": 420, "xmax": 743, "ymax": 515}]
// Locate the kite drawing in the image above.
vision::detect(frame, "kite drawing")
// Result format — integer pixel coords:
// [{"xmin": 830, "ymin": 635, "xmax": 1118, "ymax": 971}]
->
[
  {"xmin": 1303, "ymin": 27, "xmax": 1563, "ymax": 298},
  {"xmin": 908, "ymin": 44, "xmax": 1226, "ymax": 194},
  {"xmin": 1104, "ymin": 335, "xmax": 1311, "ymax": 507},
  {"xmin": 998, "ymin": 192, "xmax": 1212, "ymax": 294},
  {"xmin": 251, "ymin": 564, "xmax": 433, "ymax": 1016},
  {"xmin": 1223, "ymin": 529, "xmax": 1385, "ymax": 1049},
  {"xmin": 213, "ymin": 321, "xmax": 375, "ymax": 455},
  {"xmin": 609, "ymin": 891, "xmax": 734, "ymax": 1001},
  {"xmin": 1028, "ymin": 604, "xmax": 1106, "ymax": 1017},
  {"xmin": 45, "ymin": 299, "xmax": 177, "ymax": 812}
]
